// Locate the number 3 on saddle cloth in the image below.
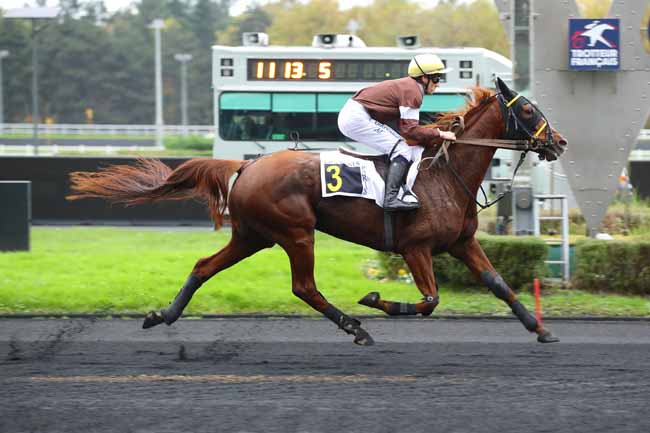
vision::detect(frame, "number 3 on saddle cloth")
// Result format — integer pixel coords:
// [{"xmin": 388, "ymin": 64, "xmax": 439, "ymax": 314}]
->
[{"xmin": 319, "ymin": 149, "xmax": 423, "ymax": 207}]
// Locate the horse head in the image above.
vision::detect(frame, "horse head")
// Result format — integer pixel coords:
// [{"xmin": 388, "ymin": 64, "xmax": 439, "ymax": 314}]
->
[{"xmin": 495, "ymin": 77, "xmax": 567, "ymax": 161}]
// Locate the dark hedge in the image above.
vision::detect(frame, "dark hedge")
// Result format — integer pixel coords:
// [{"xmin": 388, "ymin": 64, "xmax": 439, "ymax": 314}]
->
[
  {"xmin": 378, "ymin": 235, "xmax": 548, "ymax": 290},
  {"xmin": 572, "ymin": 239, "xmax": 650, "ymax": 295}
]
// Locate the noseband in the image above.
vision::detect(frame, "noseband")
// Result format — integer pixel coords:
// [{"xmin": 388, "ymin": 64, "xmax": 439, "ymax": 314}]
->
[{"xmin": 496, "ymin": 93, "xmax": 555, "ymax": 152}]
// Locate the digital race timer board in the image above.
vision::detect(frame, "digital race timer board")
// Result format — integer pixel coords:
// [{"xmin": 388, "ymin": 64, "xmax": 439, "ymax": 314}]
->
[{"xmin": 247, "ymin": 59, "xmax": 409, "ymax": 81}]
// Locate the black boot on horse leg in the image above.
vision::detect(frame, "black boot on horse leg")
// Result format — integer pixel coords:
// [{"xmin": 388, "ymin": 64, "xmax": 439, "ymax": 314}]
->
[
  {"xmin": 323, "ymin": 305, "xmax": 374, "ymax": 346},
  {"xmin": 143, "ymin": 274, "xmax": 203, "ymax": 329},
  {"xmin": 358, "ymin": 292, "xmax": 439, "ymax": 316},
  {"xmin": 383, "ymin": 156, "xmax": 420, "ymax": 212},
  {"xmin": 359, "ymin": 248, "xmax": 441, "ymax": 317},
  {"xmin": 451, "ymin": 237, "xmax": 559, "ymax": 343},
  {"xmin": 480, "ymin": 271, "xmax": 559, "ymax": 343},
  {"xmin": 142, "ymin": 236, "xmax": 266, "ymax": 329}
]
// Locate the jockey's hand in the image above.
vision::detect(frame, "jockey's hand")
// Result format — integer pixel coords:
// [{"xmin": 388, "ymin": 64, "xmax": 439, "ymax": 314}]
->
[{"xmin": 439, "ymin": 130, "xmax": 457, "ymax": 142}]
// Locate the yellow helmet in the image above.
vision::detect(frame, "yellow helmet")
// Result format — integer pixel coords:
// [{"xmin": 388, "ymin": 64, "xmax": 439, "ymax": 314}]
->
[{"xmin": 407, "ymin": 54, "xmax": 453, "ymax": 77}]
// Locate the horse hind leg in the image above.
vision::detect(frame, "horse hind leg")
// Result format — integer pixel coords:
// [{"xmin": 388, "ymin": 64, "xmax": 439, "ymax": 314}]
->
[
  {"xmin": 143, "ymin": 232, "xmax": 271, "ymax": 329},
  {"xmin": 281, "ymin": 227, "xmax": 374, "ymax": 346},
  {"xmin": 358, "ymin": 248, "xmax": 440, "ymax": 317}
]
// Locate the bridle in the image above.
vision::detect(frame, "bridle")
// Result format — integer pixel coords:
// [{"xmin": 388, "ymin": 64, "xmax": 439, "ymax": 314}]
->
[
  {"xmin": 421, "ymin": 90, "xmax": 557, "ymax": 212},
  {"xmin": 496, "ymin": 92, "xmax": 555, "ymax": 153},
  {"xmin": 451, "ymin": 92, "xmax": 555, "ymax": 153}
]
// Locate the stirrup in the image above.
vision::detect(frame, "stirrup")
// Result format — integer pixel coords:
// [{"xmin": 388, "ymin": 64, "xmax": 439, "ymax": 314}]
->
[{"xmin": 383, "ymin": 198, "xmax": 420, "ymax": 211}]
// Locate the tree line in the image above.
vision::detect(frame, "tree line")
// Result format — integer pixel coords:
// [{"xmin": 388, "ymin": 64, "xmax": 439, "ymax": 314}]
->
[{"xmin": 0, "ymin": 0, "xmax": 604, "ymax": 125}]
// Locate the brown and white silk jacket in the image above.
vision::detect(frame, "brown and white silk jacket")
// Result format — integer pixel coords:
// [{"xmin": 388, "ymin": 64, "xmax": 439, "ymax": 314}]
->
[{"xmin": 352, "ymin": 77, "xmax": 441, "ymax": 146}]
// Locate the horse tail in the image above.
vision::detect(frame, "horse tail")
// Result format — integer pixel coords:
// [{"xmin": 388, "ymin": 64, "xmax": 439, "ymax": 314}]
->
[{"xmin": 67, "ymin": 158, "xmax": 245, "ymax": 229}]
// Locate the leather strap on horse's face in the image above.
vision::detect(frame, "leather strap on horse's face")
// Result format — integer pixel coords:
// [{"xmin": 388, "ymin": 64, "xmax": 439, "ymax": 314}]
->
[{"xmin": 497, "ymin": 92, "xmax": 554, "ymax": 152}]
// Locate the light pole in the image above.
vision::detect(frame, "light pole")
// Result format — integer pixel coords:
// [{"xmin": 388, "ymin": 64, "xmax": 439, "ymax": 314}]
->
[
  {"xmin": 149, "ymin": 19, "xmax": 165, "ymax": 149},
  {"xmin": 4, "ymin": 7, "xmax": 60, "ymax": 155},
  {"xmin": 174, "ymin": 53, "xmax": 192, "ymax": 136},
  {"xmin": 0, "ymin": 50, "xmax": 9, "ymax": 134}
]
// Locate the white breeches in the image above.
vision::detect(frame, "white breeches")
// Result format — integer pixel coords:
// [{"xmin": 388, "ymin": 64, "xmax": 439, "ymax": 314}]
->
[{"xmin": 337, "ymin": 99, "xmax": 422, "ymax": 162}]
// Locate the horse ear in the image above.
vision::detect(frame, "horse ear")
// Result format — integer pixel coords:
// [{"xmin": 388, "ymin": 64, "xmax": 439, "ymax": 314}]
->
[{"xmin": 495, "ymin": 76, "xmax": 511, "ymax": 96}]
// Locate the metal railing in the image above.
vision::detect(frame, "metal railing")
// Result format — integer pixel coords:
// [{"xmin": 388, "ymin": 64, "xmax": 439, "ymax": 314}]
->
[
  {"xmin": 0, "ymin": 124, "xmax": 646, "ymax": 137},
  {"xmin": 533, "ymin": 194, "xmax": 570, "ymax": 282},
  {"xmin": 0, "ymin": 123, "xmax": 215, "ymax": 136}
]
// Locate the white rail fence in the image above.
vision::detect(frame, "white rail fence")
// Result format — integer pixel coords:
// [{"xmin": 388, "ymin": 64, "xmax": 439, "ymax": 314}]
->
[
  {"xmin": 0, "ymin": 123, "xmax": 215, "ymax": 136},
  {"xmin": 0, "ymin": 124, "xmax": 648, "ymax": 156},
  {"xmin": 0, "ymin": 123, "xmax": 216, "ymax": 155},
  {"xmin": 1, "ymin": 123, "xmax": 646, "ymax": 138}
]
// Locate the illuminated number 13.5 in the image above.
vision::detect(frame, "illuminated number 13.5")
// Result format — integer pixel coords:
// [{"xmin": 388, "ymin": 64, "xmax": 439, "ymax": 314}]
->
[{"xmin": 326, "ymin": 165, "xmax": 342, "ymax": 192}]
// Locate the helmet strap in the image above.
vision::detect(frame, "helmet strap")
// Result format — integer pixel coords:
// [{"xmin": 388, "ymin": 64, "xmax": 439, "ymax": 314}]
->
[
  {"xmin": 413, "ymin": 57, "xmax": 431, "ymax": 90},
  {"xmin": 413, "ymin": 56, "xmax": 427, "ymax": 77}
]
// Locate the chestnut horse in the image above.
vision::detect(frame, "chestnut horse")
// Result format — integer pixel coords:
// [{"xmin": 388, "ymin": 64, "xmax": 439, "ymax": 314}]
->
[{"xmin": 68, "ymin": 78, "xmax": 567, "ymax": 345}]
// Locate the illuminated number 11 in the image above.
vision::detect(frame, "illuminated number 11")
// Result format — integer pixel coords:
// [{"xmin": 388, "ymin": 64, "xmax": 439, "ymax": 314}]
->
[{"xmin": 256, "ymin": 61, "xmax": 277, "ymax": 79}]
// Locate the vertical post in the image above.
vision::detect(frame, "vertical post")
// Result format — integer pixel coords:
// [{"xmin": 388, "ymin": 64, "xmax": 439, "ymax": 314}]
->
[
  {"xmin": 3, "ymin": 8, "xmax": 59, "ymax": 148},
  {"xmin": 174, "ymin": 53, "xmax": 192, "ymax": 137},
  {"xmin": 0, "ymin": 181, "xmax": 31, "ymax": 251},
  {"xmin": 150, "ymin": 19, "xmax": 165, "ymax": 149},
  {"xmin": 31, "ymin": 19, "xmax": 40, "ymax": 155},
  {"xmin": 562, "ymin": 196, "xmax": 570, "ymax": 281},
  {"xmin": 512, "ymin": 0, "xmax": 532, "ymax": 92},
  {"xmin": 511, "ymin": 0, "xmax": 534, "ymax": 216},
  {"xmin": 180, "ymin": 59, "xmax": 187, "ymax": 136},
  {"xmin": 533, "ymin": 278, "xmax": 542, "ymax": 325},
  {"xmin": 0, "ymin": 50, "xmax": 8, "ymax": 133},
  {"xmin": 533, "ymin": 196, "xmax": 540, "ymax": 236}
]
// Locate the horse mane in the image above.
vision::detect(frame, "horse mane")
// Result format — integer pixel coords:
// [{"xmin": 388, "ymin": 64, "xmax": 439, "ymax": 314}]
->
[{"xmin": 431, "ymin": 86, "xmax": 495, "ymax": 130}]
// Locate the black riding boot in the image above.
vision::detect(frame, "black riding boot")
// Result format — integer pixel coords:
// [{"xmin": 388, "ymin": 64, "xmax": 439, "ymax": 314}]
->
[{"xmin": 383, "ymin": 156, "xmax": 420, "ymax": 211}]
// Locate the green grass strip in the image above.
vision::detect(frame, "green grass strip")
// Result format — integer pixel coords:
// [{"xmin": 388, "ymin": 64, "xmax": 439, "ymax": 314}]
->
[{"xmin": 0, "ymin": 227, "xmax": 648, "ymax": 317}]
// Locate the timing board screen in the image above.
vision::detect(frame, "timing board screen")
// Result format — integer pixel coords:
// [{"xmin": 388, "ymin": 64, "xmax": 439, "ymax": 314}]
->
[{"xmin": 247, "ymin": 59, "xmax": 409, "ymax": 81}]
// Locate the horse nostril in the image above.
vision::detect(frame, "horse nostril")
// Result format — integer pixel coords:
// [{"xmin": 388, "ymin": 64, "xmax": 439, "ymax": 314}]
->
[{"xmin": 559, "ymin": 139, "xmax": 568, "ymax": 147}]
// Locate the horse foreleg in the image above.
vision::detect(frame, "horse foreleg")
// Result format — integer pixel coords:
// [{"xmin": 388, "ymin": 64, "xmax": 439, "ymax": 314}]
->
[
  {"xmin": 449, "ymin": 236, "xmax": 559, "ymax": 343},
  {"xmin": 358, "ymin": 248, "xmax": 439, "ymax": 316},
  {"xmin": 282, "ymin": 228, "xmax": 374, "ymax": 346},
  {"xmin": 143, "ymin": 235, "xmax": 268, "ymax": 329}
]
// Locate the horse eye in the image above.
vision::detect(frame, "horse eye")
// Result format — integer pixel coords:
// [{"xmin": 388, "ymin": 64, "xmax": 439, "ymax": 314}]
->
[{"xmin": 521, "ymin": 105, "xmax": 535, "ymax": 116}]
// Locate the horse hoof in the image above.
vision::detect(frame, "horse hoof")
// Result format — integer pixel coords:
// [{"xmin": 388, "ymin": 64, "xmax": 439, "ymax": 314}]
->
[
  {"xmin": 340, "ymin": 316, "xmax": 362, "ymax": 334},
  {"xmin": 353, "ymin": 328, "xmax": 375, "ymax": 346},
  {"xmin": 358, "ymin": 292, "xmax": 380, "ymax": 308},
  {"xmin": 142, "ymin": 311, "xmax": 164, "ymax": 329},
  {"xmin": 537, "ymin": 331, "xmax": 560, "ymax": 343}
]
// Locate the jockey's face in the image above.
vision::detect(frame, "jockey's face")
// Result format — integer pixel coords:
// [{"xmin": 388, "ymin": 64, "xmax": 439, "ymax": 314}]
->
[{"xmin": 424, "ymin": 75, "xmax": 440, "ymax": 95}]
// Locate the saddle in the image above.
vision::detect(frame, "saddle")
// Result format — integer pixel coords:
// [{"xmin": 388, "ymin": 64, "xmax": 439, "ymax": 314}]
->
[{"xmin": 337, "ymin": 147, "xmax": 390, "ymax": 180}]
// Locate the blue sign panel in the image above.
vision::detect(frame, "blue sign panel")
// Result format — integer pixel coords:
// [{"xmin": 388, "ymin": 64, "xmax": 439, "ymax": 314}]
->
[{"xmin": 569, "ymin": 18, "xmax": 620, "ymax": 70}]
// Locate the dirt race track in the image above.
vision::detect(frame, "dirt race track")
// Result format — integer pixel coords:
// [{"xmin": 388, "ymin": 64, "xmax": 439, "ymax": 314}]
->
[{"xmin": 1, "ymin": 317, "xmax": 649, "ymax": 433}]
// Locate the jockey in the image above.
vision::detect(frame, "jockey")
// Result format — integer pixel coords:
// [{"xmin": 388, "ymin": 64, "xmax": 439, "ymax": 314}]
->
[{"xmin": 338, "ymin": 53, "xmax": 457, "ymax": 211}]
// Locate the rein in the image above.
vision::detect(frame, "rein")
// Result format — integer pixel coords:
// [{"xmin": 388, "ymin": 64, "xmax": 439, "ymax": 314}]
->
[
  {"xmin": 447, "ymin": 150, "xmax": 528, "ymax": 213},
  {"xmin": 452, "ymin": 138, "xmax": 536, "ymax": 151}
]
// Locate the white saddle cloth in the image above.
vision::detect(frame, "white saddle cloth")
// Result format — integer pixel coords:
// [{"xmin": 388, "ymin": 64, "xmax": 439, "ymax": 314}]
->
[{"xmin": 319, "ymin": 149, "xmax": 424, "ymax": 208}]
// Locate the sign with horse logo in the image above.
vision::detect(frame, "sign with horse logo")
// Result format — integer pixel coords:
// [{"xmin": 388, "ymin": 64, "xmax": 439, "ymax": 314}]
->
[{"xmin": 569, "ymin": 18, "xmax": 620, "ymax": 70}]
